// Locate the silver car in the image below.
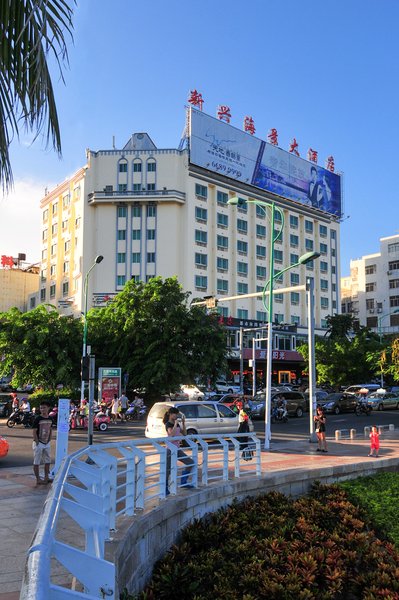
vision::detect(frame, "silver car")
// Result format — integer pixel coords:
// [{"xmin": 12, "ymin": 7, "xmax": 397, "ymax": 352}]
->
[
  {"xmin": 367, "ymin": 392, "xmax": 399, "ymax": 411},
  {"xmin": 145, "ymin": 400, "xmax": 254, "ymax": 438}
]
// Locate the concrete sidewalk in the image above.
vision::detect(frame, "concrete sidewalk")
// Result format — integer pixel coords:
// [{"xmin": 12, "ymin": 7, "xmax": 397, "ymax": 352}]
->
[{"xmin": 1, "ymin": 431, "xmax": 399, "ymax": 599}]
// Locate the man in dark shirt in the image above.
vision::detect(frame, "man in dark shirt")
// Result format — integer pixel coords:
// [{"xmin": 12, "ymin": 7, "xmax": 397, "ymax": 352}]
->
[{"xmin": 32, "ymin": 401, "xmax": 53, "ymax": 484}]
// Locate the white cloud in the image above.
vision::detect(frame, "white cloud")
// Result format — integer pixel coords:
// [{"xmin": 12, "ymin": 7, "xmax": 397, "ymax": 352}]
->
[{"xmin": 0, "ymin": 179, "xmax": 50, "ymax": 264}]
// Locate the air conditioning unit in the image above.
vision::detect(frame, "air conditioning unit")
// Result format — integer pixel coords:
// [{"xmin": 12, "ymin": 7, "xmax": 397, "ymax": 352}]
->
[{"xmin": 369, "ymin": 309, "xmax": 374, "ymax": 313}]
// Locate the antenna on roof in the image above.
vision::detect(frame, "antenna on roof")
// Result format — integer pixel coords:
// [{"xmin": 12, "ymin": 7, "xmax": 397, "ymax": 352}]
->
[{"xmin": 112, "ymin": 135, "xmax": 116, "ymax": 149}]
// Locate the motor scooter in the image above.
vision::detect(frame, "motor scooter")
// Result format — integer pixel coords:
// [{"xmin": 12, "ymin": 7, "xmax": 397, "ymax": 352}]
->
[
  {"xmin": 125, "ymin": 402, "xmax": 147, "ymax": 421},
  {"xmin": 69, "ymin": 407, "xmax": 111, "ymax": 431},
  {"xmin": 7, "ymin": 409, "xmax": 35, "ymax": 428},
  {"xmin": 49, "ymin": 405, "xmax": 58, "ymax": 428}
]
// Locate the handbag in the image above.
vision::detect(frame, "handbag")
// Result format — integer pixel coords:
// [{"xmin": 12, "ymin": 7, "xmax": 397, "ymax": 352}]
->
[{"xmin": 242, "ymin": 447, "xmax": 254, "ymax": 461}]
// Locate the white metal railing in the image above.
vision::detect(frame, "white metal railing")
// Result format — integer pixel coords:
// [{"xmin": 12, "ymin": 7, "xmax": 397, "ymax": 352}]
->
[{"xmin": 21, "ymin": 433, "xmax": 260, "ymax": 599}]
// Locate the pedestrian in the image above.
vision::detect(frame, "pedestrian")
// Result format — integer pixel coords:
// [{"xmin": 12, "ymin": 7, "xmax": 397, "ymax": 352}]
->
[
  {"xmin": 111, "ymin": 393, "xmax": 120, "ymax": 423},
  {"xmin": 237, "ymin": 406, "xmax": 253, "ymax": 460},
  {"xmin": 119, "ymin": 392, "xmax": 129, "ymax": 422},
  {"xmin": 20, "ymin": 397, "xmax": 31, "ymax": 427},
  {"xmin": 163, "ymin": 407, "xmax": 194, "ymax": 494},
  {"xmin": 369, "ymin": 425, "xmax": 380, "ymax": 457},
  {"xmin": 314, "ymin": 406, "xmax": 328, "ymax": 452},
  {"xmin": 32, "ymin": 401, "xmax": 53, "ymax": 485}
]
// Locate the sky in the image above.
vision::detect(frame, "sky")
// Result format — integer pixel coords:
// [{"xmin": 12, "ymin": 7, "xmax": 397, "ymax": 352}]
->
[{"xmin": 1, "ymin": 0, "xmax": 398, "ymax": 275}]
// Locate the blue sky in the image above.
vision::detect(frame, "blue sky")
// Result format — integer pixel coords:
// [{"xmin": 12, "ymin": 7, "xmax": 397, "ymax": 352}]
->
[{"xmin": 2, "ymin": 0, "xmax": 398, "ymax": 275}]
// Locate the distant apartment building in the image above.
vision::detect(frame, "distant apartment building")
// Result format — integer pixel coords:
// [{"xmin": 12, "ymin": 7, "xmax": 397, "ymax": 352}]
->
[
  {"xmin": 0, "ymin": 259, "xmax": 39, "ymax": 312},
  {"xmin": 38, "ymin": 108, "xmax": 343, "ymax": 383},
  {"xmin": 341, "ymin": 234, "xmax": 399, "ymax": 336}
]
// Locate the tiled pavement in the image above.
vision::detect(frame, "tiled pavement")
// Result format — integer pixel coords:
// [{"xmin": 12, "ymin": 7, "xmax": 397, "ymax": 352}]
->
[{"xmin": 1, "ymin": 431, "xmax": 399, "ymax": 599}]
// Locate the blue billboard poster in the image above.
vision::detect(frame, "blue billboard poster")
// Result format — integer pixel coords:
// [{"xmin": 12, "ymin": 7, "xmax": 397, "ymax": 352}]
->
[{"xmin": 189, "ymin": 108, "xmax": 342, "ymax": 218}]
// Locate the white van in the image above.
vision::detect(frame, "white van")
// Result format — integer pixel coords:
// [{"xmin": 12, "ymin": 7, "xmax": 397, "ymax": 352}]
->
[
  {"xmin": 145, "ymin": 400, "xmax": 254, "ymax": 438},
  {"xmin": 344, "ymin": 384, "xmax": 380, "ymax": 395}
]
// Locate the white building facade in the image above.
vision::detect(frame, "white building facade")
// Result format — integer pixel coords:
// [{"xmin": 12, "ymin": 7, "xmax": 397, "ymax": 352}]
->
[{"xmin": 341, "ymin": 234, "xmax": 399, "ymax": 336}]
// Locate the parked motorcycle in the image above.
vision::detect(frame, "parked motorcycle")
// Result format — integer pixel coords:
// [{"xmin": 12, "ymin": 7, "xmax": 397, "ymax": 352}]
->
[
  {"xmin": 7, "ymin": 409, "xmax": 35, "ymax": 428},
  {"xmin": 125, "ymin": 402, "xmax": 147, "ymax": 421},
  {"xmin": 355, "ymin": 400, "xmax": 371, "ymax": 416},
  {"xmin": 271, "ymin": 401, "xmax": 288, "ymax": 423},
  {"xmin": 69, "ymin": 407, "xmax": 111, "ymax": 432}
]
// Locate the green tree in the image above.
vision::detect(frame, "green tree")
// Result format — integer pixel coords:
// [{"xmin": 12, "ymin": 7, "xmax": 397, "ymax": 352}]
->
[
  {"xmin": 0, "ymin": 305, "xmax": 82, "ymax": 389},
  {"xmin": 88, "ymin": 277, "xmax": 228, "ymax": 398},
  {"xmin": 0, "ymin": 0, "xmax": 74, "ymax": 192}
]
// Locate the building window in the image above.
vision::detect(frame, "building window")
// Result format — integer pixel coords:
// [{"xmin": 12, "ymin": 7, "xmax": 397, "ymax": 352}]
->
[
  {"xmin": 52, "ymin": 203, "xmax": 58, "ymax": 215},
  {"xmin": 195, "ymin": 275, "xmax": 207, "ymax": 290},
  {"xmin": 42, "ymin": 229, "xmax": 48, "ymax": 241},
  {"xmin": 50, "ymin": 284, "xmax": 56, "ymax": 298},
  {"xmin": 237, "ymin": 282, "xmax": 248, "ymax": 295},
  {"xmin": 366, "ymin": 282, "xmax": 376, "ymax": 293},
  {"xmin": 365, "ymin": 264, "xmax": 376, "ymax": 275},
  {"xmin": 50, "ymin": 265, "xmax": 56, "ymax": 277},
  {"xmin": 275, "ymin": 314, "xmax": 284, "ymax": 324},
  {"xmin": 237, "ymin": 309, "xmax": 248, "ymax": 319},
  {"xmin": 51, "ymin": 244, "xmax": 57, "ymax": 256},
  {"xmin": 195, "ymin": 253, "xmax": 207, "ymax": 268},
  {"xmin": 274, "ymin": 210, "xmax": 283, "ymax": 223},
  {"xmin": 256, "ymin": 311, "xmax": 267, "ymax": 321},
  {"xmin": 275, "ymin": 249, "xmax": 283, "ymax": 263},
  {"xmin": 117, "ymin": 206, "xmax": 127, "ymax": 217},
  {"xmin": 320, "ymin": 261, "xmax": 328, "ymax": 273},
  {"xmin": 147, "ymin": 161, "xmax": 156, "ymax": 172},
  {"xmin": 41, "ymin": 269, "xmax": 47, "ymax": 282},
  {"xmin": 319, "ymin": 225, "xmax": 327, "ymax": 237},
  {"xmin": 320, "ymin": 243, "xmax": 328, "ymax": 254},
  {"xmin": 305, "ymin": 220, "xmax": 313, "ymax": 233},
  {"xmin": 306, "ymin": 261, "xmax": 314, "ymax": 271},
  {"xmin": 62, "ymin": 282, "xmax": 69, "ymax": 296},
  {"xmin": 320, "ymin": 279, "xmax": 328, "ymax": 291},
  {"xmin": 75, "ymin": 217, "xmax": 81, "ymax": 228},
  {"xmin": 332, "ymin": 266, "xmax": 336, "ymax": 274},
  {"xmin": 218, "ymin": 306, "xmax": 228, "ymax": 318},
  {"xmin": 147, "ymin": 183, "xmax": 155, "ymax": 191},
  {"xmin": 389, "ymin": 279, "xmax": 399, "ymax": 289},
  {"xmin": 217, "ymin": 235, "xmax": 228, "ymax": 250},
  {"xmin": 40, "ymin": 288, "xmax": 46, "ymax": 301},
  {"xmin": 133, "ymin": 162, "xmax": 142, "ymax": 172},
  {"xmin": 274, "ymin": 229, "xmax": 283, "ymax": 243},
  {"xmin": 291, "ymin": 315, "xmax": 300, "ymax": 325},
  {"xmin": 390, "ymin": 295, "xmax": 399, "ymax": 307},
  {"xmin": 147, "ymin": 205, "xmax": 156, "ymax": 217},
  {"xmin": 217, "ymin": 279, "xmax": 228, "ymax": 294},
  {"xmin": 217, "ymin": 190, "xmax": 228, "ymax": 205},
  {"xmin": 195, "ymin": 207, "xmax": 207, "ymax": 222},
  {"xmin": 275, "ymin": 293, "xmax": 283, "ymax": 303},
  {"xmin": 321, "ymin": 319, "xmax": 328, "ymax": 329},
  {"xmin": 256, "ymin": 224, "xmax": 266, "ymax": 238},
  {"xmin": 42, "ymin": 249, "xmax": 47, "ymax": 261},
  {"xmin": 274, "ymin": 269, "xmax": 283, "ymax": 282},
  {"xmin": 257, "ymin": 265, "xmax": 266, "ymax": 279},
  {"xmin": 52, "ymin": 223, "xmax": 58, "ymax": 236},
  {"xmin": 43, "ymin": 209, "xmax": 49, "ymax": 222},
  {"xmin": 217, "ymin": 213, "xmax": 228, "ymax": 228},
  {"xmin": 291, "ymin": 292, "xmax": 300, "ymax": 305},
  {"xmin": 256, "ymin": 204, "xmax": 265, "ymax": 218},
  {"xmin": 117, "ymin": 230, "xmax": 126, "ymax": 240},
  {"xmin": 290, "ymin": 273, "xmax": 299, "ymax": 286},
  {"xmin": 331, "ymin": 248, "xmax": 336, "ymax": 257},
  {"xmin": 256, "ymin": 245, "xmax": 266, "ymax": 258},
  {"xmin": 389, "ymin": 261, "xmax": 399, "ymax": 271},
  {"xmin": 117, "ymin": 253, "xmax": 126, "ymax": 263},
  {"xmin": 321, "ymin": 297, "xmax": 329, "ymax": 310},
  {"xmin": 132, "ymin": 252, "xmax": 140, "ymax": 263},
  {"xmin": 237, "ymin": 219, "xmax": 248, "ymax": 233},
  {"xmin": 132, "ymin": 229, "xmax": 141, "ymax": 240},
  {"xmin": 290, "ymin": 215, "xmax": 298, "ymax": 228},
  {"xmin": 290, "ymin": 234, "xmax": 299, "ymax": 247},
  {"xmin": 388, "ymin": 242, "xmax": 399, "ymax": 253},
  {"xmin": 117, "ymin": 275, "xmax": 126, "ymax": 286},
  {"xmin": 237, "ymin": 261, "xmax": 248, "ymax": 276},
  {"xmin": 63, "ymin": 261, "xmax": 69, "ymax": 274},
  {"xmin": 147, "ymin": 252, "xmax": 155, "ymax": 263},
  {"xmin": 62, "ymin": 219, "xmax": 68, "ymax": 231},
  {"xmin": 366, "ymin": 299, "xmax": 374, "ymax": 310},
  {"xmin": 305, "ymin": 238, "xmax": 314, "ymax": 251},
  {"xmin": 237, "ymin": 198, "xmax": 247, "ymax": 213},
  {"xmin": 330, "ymin": 230, "xmax": 336, "ymax": 240},
  {"xmin": 195, "ymin": 183, "xmax": 207, "ymax": 199},
  {"xmin": 290, "ymin": 253, "xmax": 299, "ymax": 265},
  {"xmin": 132, "ymin": 206, "xmax": 141, "ymax": 217},
  {"xmin": 195, "ymin": 230, "xmax": 207, "ymax": 245},
  {"xmin": 237, "ymin": 240, "xmax": 248, "ymax": 254},
  {"xmin": 217, "ymin": 257, "xmax": 228, "ymax": 271},
  {"xmin": 133, "ymin": 184, "xmax": 141, "ymax": 192},
  {"xmin": 147, "ymin": 229, "xmax": 156, "ymax": 240},
  {"xmin": 118, "ymin": 184, "xmax": 127, "ymax": 193},
  {"xmin": 119, "ymin": 162, "xmax": 127, "ymax": 172}
]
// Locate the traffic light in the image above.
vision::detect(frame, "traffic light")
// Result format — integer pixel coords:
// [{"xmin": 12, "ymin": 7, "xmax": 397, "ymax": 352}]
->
[{"xmin": 81, "ymin": 355, "xmax": 90, "ymax": 381}]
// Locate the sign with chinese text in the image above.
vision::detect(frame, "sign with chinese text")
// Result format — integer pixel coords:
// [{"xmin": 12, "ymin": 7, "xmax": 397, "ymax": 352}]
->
[
  {"xmin": 189, "ymin": 108, "xmax": 342, "ymax": 217},
  {"xmin": 98, "ymin": 367, "xmax": 121, "ymax": 403}
]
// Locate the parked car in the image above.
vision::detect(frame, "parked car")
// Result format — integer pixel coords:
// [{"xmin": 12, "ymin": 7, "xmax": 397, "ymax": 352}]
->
[
  {"xmin": 305, "ymin": 390, "xmax": 330, "ymax": 403},
  {"xmin": 318, "ymin": 392, "xmax": 357, "ymax": 415},
  {"xmin": 0, "ymin": 393, "xmax": 13, "ymax": 418},
  {"xmin": 248, "ymin": 391, "xmax": 307, "ymax": 419},
  {"xmin": 0, "ymin": 377, "xmax": 13, "ymax": 392},
  {"xmin": 214, "ymin": 380, "xmax": 241, "ymax": 394},
  {"xmin": 179, "ymin": 385, "xmax": 204, "ymax": 400},
  {"xmin": 145, "ymin": 400, "xmax": 254, "ymax": 438},
  {"xmin": 217, "ymin": 394, "xmax": 253, "ymax": 410},
  {"xmin": 367, "ymin": 391, "xmax": 399, "ymax": 411},
  {"xmin": 343, "ymin": 384, "xmax": 380, "ymax": 395}
]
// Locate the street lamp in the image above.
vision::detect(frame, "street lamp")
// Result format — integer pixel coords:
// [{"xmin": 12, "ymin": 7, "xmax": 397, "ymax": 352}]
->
[
  {"xmin": 377, "ymin": 309, "xmax": 399, "ymax": 387},
  {"xmin": 80, "ymin": 255, "xmax": 104, "ymax": 403},
  {"xmin": 228, "ymin": 196, "xmax": 319, "ymax": 449}
]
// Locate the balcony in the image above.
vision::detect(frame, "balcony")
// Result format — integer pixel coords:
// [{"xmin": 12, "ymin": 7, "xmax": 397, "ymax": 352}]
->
[{"xmin": 88, "ymin": 188, "xmax": 186, "ymax": 205}]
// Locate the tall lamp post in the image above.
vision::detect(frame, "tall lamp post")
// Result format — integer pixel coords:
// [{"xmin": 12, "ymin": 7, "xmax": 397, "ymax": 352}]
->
[
  {"xmin": 377, "ymin": 309, "xmax": 399, "ymax": 387},
  {"xmin": 228, "ymin": 196, "xmax": 319, "ymax": 449},
  {"xmin": 80, "ymin": 255, "xmax": 104, "ymax": 403}
]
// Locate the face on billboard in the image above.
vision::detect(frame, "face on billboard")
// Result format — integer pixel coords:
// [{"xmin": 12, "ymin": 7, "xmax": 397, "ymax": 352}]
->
[{"xmin": 189, "ymin": 108, "xmax": 342, "ymax": 218}]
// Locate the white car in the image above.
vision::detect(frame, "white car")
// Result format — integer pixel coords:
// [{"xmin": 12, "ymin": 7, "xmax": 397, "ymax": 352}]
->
[
  {"xmin": 180, "ymin": 385, "xmax": 204, "ymax": 400},
  {"xmin": 214, "ymin": 380, "xmax": 241, "ymax": 394}
]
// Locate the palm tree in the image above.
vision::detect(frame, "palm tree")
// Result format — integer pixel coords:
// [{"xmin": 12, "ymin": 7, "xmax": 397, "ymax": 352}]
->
[{"xmin": 0, "ymin": 0, "xmax": 74, "ymax": 193}]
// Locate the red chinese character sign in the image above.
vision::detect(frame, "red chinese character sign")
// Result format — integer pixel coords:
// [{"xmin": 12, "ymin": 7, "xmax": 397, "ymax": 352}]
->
[
  {"xmin": 307, "ymin": 148, "xmax": 318, "ymax": 163},
  {"xmin": 243, "ymin": 116, "xmax": 255, "ymax": 135},
  {"xmin": 188, "ymin": 89, "xmax": 204, "ymax": 110},
  {"xmin": 326, "ymin": 156, "xmax": 335, "ymax": 172},
  {"xmin": 289, "ymin": 138, "xmax": 300, "ymax": 157},
  {"xmin": 1, "ymin": 255, "xmax": 14, "ymax": 268},
  {"xmin": 217, "ymin": 105, "xmax": 231, "ymax": 123},
  {"xmin": 268, "ymin": 128, "xmax": 278, "ymax": 146}
]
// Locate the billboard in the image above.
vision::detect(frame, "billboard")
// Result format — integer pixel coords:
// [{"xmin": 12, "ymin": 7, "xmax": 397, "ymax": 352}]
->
[
  {"xmin": 98, "ymin": 367, "xmax": 121, "ymax": 403},
  {"xmin": 189, "ymin": 108, "xmax": 342, "ymax": 218}
]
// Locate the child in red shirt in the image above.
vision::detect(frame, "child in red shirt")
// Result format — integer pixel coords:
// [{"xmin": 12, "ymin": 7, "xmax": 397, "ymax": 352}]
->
[{"xmin": 369, "ymin": 425, "xmax": 380, "ymax": 458}]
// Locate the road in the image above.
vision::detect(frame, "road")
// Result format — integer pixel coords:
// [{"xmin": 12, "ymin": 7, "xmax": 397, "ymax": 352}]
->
[{"xmin": 2, "ymin": 408, "xmax": 399, "ymax": 468}]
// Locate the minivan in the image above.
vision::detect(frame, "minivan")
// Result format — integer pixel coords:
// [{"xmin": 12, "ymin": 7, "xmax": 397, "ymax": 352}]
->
[
  {"xmin": 344, "ymin": 384, "xmax": 380, "ymax": 395},
  {"xmin": 248, "ymin": 391, "xmax": 307, "ymax": 419},
  {"xmin": 145, "ymin": 400, "xmax": 254, "ymax": 438}
]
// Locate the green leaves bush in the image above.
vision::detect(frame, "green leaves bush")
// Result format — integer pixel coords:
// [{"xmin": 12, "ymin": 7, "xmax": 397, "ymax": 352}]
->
[{"xmin": 130, "ymin": 484, "xmax": 399, "ymax": 599}]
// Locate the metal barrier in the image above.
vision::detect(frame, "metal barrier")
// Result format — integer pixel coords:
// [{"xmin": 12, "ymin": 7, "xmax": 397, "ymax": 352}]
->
[{"xmin": 21, "ymin": 433, "xmax": 260, "ymax": 599}]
